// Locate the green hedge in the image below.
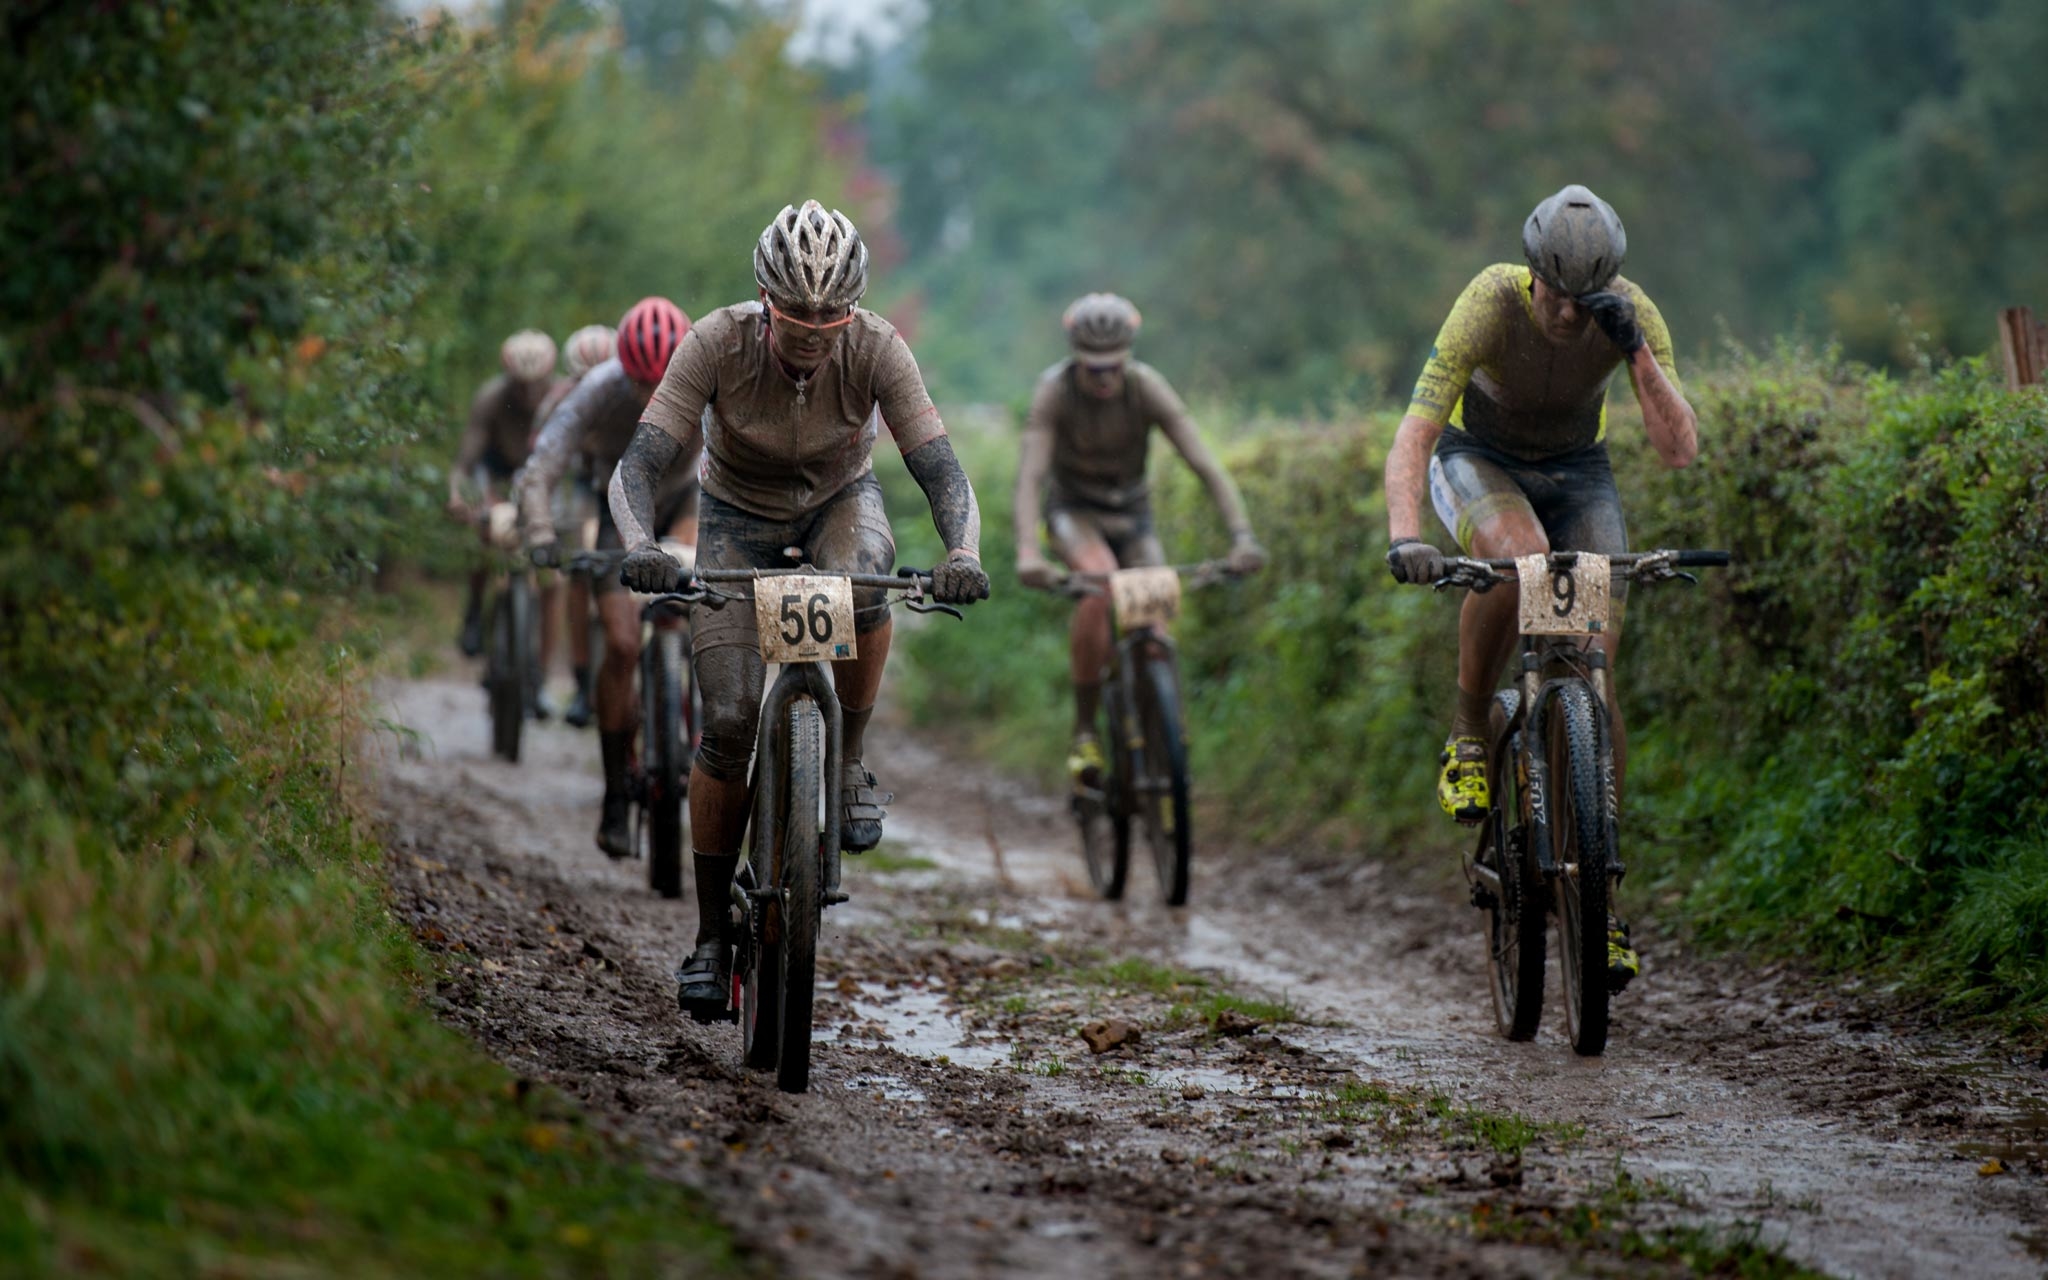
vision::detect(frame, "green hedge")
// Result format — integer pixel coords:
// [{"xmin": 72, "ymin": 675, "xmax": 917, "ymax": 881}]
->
[{"xmin": 898, "ymin": 356, "xmax": 2048, "ymax": 1016}]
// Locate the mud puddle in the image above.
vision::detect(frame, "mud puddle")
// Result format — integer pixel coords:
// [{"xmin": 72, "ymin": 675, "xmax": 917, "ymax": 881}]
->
[{"xmin": 371, "ymin": 674, "xmax": 2045, "ymax": 1278}]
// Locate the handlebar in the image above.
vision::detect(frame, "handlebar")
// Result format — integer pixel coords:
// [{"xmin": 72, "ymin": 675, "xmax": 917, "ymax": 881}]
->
[
  {"xmin": 1424, "ymin": 548, "xmax": 1732, "ymax": 593},
  {"xmin": 1025, "ymin": 558, "xmax": 1244, "ymax": 598}
]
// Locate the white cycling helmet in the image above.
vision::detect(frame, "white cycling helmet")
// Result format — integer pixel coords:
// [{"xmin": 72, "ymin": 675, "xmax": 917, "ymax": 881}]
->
[
  {"xmin": 563, "ymin": 324, "xmax": 617, "ymax": 378},
  {"xmin": 499, "ymin": 329, "xmax": 558, "ymax": 382},
  {"xmin": 754, "ymin": 199, "xmax": 868, "ymax": 312}
]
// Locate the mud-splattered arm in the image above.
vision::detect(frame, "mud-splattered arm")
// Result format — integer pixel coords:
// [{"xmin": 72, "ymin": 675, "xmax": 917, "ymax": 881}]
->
[
  {"xmin": 901, "ymin": 435, "xmax": 982, "ymax": 561},
  {"xmin": 607, "ymin": 424, "xmax": 688, "ymax": 553}
]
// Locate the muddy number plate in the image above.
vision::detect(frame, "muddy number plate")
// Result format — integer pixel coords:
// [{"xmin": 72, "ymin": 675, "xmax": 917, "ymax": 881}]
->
[
  {"xmin": 754, "ymin": 575, "xmax": 857, "ymax": 662},
  {"xmin": 1516, "ymin": 553, "xmax": 1610, "ymax": 635},
  {"xmin": 1110, "ymin": 566, "xmax": 1182, "ymax": 630}
]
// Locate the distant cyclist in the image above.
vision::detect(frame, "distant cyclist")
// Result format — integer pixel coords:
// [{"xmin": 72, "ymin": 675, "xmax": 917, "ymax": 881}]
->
[
  {"xmin": 608, "ymin": 200, "xmax": 990, "ymax": 1021},
  {"xmin": 533, "ymin": 323, "xmax": 620, "ymax": 729},
  {"xmin": 450, "ymin": 329, "xmax": 559, "ymax": 658},
  {"xmin": 1380, "ymin": 184, "xmax": 1698, "ymax": 986},
  {"xmin": 1013, "ymin": 293, "xmax": 1265, "ymax": 787},
  {"xmin": 519, "ymin": 299, "xmax": 698, "ymax": 857}
]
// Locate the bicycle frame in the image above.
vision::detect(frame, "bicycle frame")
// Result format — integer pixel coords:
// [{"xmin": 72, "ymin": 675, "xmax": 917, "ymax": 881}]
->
[{"xmin": 1507, "ymin": 638, "xmax": 1616, "ymax": 882}]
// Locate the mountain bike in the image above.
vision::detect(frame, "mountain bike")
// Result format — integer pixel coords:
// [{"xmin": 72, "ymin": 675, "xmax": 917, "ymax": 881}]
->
[
  {"xmin": 664, "ymin": 564, "xmax": 966, "ymax": 1094},
  {"xmin": 1416, "ymin": 548, "xmax": 1729, "ymax": 1056},
  {"xmin": 562, "ymin": 547, "xmax": 699, "ymax": 899},
  {"xmin": 1033, "ymin": 560, "xmax": 1238, "ymax": 906},
  {"xmin": 480, "ymin": 502, "xmax": 537, "ymax": 764}
]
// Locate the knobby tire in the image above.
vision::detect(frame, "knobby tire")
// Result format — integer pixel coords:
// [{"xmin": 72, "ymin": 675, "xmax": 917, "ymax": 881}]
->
[
  {"xmin": 1483, "ymin": 690, "xmax": 1545, "ymax": 1040},
  {"xmin": 1138, "ymin": 656, "xmax": 1193, "ymax": 907},
  {"xmin": 1549, "ymin": 681, "xmax": 1611, "ymax": 1056},
  {"xmin": 775, "ymin": 699, "xmax": 823, "ymax": 1094},
  {"xmin": 1082, "ymin": 681, "xmax": 1132, "ymax": 900},
  {"xmin": 488, "ymin": 584, "xmax": 523, "ymax": 763}
]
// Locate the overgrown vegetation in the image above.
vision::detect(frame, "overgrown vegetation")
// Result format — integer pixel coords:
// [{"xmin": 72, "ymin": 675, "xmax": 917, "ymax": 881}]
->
[
  {"xmin": 899, "ymin": 354, "xmax": 2048, "ymax": 1020},
  {"xmin": 0, "ymin": 3, "xmax": 810, "ymax": 1270}
]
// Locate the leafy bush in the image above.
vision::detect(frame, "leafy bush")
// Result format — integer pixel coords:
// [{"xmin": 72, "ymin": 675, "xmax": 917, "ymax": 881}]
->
[{"xmin": 899, "ymin": 355, "xmax": 2048, "ymax": 1014}]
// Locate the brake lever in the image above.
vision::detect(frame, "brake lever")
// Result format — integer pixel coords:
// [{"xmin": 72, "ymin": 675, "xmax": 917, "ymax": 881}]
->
[{"xmin": 905, "ymin": 598, "xmax": 964, "ymax": 619}]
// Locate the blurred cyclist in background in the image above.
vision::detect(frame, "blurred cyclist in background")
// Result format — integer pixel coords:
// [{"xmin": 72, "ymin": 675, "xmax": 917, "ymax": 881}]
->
[{"xmin": 450, "ymin": 329, "xmax": 559, "ymax": 660}]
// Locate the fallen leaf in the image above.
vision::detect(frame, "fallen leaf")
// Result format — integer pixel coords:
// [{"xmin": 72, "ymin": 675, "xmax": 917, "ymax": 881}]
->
[{"xmin": 1978, "ymin": 1158, "xmax": 2009, "ymax": 1177}]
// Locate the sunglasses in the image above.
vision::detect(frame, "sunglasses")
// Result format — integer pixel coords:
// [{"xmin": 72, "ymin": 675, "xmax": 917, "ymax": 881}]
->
[
  {"xmin": 767, "ymin": 301, "xmax": 857, "ymax": 333},
  {"xmin": 1080, "ymin": 360, "xmax": 1126, "ymax": 376}
]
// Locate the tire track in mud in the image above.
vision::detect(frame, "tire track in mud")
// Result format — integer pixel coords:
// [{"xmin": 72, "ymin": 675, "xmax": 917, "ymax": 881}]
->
[{"xmin": 372, "ymin": 675, "xmax": 2045, "ymax": 1279}]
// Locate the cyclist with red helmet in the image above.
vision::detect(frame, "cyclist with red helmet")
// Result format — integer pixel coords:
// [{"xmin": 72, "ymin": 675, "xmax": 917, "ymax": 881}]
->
[
  {"xmin": 532, "ymin": 323, "xmax": 620, "ymax": 729},
  {"xmin": 520, "ymin": 297, "xmax": 700, "ymax": 856},
  {"xmin": 608, "ymin": 200, "xmax": 990, "ymax": 1021}
]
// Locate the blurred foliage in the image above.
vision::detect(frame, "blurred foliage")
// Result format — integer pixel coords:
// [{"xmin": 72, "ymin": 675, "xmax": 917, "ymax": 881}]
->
[
  {"xmin": 898, "ymin": 361, "xmax": 2048, "ymax": 1015},
  {"xmin": 0, "ymin": 0, "xmax": 836, "ymax": 1268},
  {"xmin": 859, "ymin": 0, "xmax": 2048, "ymax": 405}
]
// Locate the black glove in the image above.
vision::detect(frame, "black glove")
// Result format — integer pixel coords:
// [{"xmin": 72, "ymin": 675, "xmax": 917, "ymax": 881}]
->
[
  {"xmin": 619, "ymin": 544, "xmax": 684, "ymax": 594},
  {"xmin": 930, "ymin": 553, "xmax": 991, "ymax": 604},
  {"xmin": 1385, "ymin": 538, "xmax": 1448, "ymax": 585},
  {"xmin": 1579, "ymin": 290, "xmax": 1644, "ymax": 355},
  {"xmin": 527, "ymin": 541, "xmax": 560, "ymax": 569}
]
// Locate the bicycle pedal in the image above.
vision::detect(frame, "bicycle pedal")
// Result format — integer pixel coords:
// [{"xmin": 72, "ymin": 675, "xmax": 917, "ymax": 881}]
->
[
  {"xmin": 823, "ymin": 889, "xmax": 850, "ymax": 907},
  {"xmin": 1469, "ymin": 882, "xmax": 1499, "ymax": 911},
  {"xmin": 1453, "ymin": 807, "xmax": 1488, "ymax": 827}
]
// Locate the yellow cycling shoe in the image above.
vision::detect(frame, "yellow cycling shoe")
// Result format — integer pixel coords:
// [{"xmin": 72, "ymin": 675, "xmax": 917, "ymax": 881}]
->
[
  {"xmin": 1067, "ymin": 732, "xmax": 1106, "ymax": 791},
  {"xmin": 1607, "ymin": 918, "xmax": 1640, "ymax": 993},
  {"xmin": 1437, "ymin": 736, "xmax": 1490, "ymax": 824}
]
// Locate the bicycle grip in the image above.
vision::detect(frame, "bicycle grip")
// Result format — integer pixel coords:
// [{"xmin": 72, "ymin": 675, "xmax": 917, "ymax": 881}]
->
[{"xmin": 1674, "ymin": 550, "xmax": 1731, "ymax": 567}]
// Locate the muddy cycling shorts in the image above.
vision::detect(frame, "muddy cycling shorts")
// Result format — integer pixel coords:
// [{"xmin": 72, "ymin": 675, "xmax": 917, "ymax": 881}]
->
[
  {"xmin": 1046, "ymin": 499, "xmax": 1165, "ymax": 570},
  {"xmin": 689, "ymin": 474, "xmax": 896, "ymax": 782},
  {"xmin": 1428, "ymin": 428, "xmax": 1631, "ymax": 611}
]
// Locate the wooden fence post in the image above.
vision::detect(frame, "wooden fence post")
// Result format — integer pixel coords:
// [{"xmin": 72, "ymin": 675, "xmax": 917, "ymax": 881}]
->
[{"xmin": 1998, "ymin": 306, "xmax": 2045, "ymax": 390}]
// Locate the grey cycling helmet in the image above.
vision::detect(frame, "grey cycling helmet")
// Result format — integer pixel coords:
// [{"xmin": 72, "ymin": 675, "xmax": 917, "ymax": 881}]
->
[
  {"xmin": 1522, "ymin": 185, "xmax": 1627, "ymax": 295},
  {"xmin": 754, "ymin": 200, "xmax": 868, "ymax": 312},
  {"xmin": 1062, "ymin": 292, "xmax": 1142, "ymax": 358}
]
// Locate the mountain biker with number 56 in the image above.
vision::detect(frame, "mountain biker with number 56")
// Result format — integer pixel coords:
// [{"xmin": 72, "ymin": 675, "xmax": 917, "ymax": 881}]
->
[
  {"xmin": 1380, "ymin": 185, "xmax": 1699, "ymax": 989},
  {"xmin": 608, "ymin": 200, "xmax": 991, "ymax": 1023},
  {"xmin": 1013, "ymin": 293, "xmax": 1266, "ymax": 788}
]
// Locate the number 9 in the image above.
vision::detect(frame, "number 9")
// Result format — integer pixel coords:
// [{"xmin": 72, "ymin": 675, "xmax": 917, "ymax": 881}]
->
[{"xmin": 1551, "ymin": 569, "xmax": 1577, "ymax": 617}]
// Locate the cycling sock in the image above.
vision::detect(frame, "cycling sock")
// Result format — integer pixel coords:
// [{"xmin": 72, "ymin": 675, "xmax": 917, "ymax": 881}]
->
[
  {"xmin": 1074, "ymin": 680, "xmax": 1103, "ymax": 735},
  {"xmin": 840, "ymin": 703, "xmax": 874, "ymax": 762},
  {"xmin": 599, "ymin": 729, "xmax": 632, "ymax": 799},
  {"xmin": 572, "ymin": 663, "xmax": 591, "ymax": 697},
  {"xmin": 693, "ymin": 850, "xmax": 739, "ymax": 944},
  {"xmin": 1450, "ymin": 683, "xmax": 1492, "ymax": 741}
]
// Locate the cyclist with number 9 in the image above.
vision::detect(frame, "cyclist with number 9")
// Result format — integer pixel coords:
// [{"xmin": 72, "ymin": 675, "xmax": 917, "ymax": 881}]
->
[
  {"xmin": 608, "ymin": 200, "xmax": 990, "ymax": 1022},
  {"xmin": 1380, "ymin": 185, "xmax": 1698, "ymax": 989}
]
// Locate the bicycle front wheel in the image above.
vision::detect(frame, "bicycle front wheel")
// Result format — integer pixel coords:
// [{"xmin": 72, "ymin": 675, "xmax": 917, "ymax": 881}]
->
[
  {"xmin": 1478, "ymin": 690, "xmax": 1544, "ymax": 1040},
  {"xmin": 487, "ymin": 587, "xmax": 523, "ymax": 763},
  {"xmin": 644, "ymin": 627, "xmax": 687, "ymax": 899},
  {"xmin": 1078, "ymin": 682, "xmax": 1132, "ymax": 900},
  {"xmin": 1548, "ymin": 680, "xmax": 1612, "ymax": 1056},
  {"xmin": 774, "ymin": 699, "xmax": 822, "ymax": 1093},
  {"xmin": 1136, "ymin": 656, "xmax": 1192, "ymax": 907}
]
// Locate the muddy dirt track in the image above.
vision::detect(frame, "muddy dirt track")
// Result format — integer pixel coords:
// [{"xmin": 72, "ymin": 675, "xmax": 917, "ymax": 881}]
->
[{"xmin": 372, "ymin": 674, "xmax": 2046, "ymax": 1279}]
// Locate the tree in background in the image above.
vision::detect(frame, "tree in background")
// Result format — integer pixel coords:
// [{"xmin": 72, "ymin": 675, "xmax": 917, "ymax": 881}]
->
[{"xmin": 857, "ymin": 0, "xmax": 2048, "ymax": 404}]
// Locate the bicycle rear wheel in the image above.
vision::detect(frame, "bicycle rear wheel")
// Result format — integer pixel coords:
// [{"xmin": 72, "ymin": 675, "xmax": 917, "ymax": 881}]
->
[
  {"xmin": 487, "ymin": 586, "xmax": 523, "ymax": 763},
  {"xmin": 1137, "ymin": 656, "xmax": 1192, "ymax": 907},
  {"xmin": 1548, "ymin": 680, "xmax": 1612, "ymax": 1056},
  {"xmin": 1476, "ymin": 690, "xmax": 1544, "ymax": 1040},
  {"xmin": 644, "ymin": 627, "xmax": 687, "ymax": 899}
]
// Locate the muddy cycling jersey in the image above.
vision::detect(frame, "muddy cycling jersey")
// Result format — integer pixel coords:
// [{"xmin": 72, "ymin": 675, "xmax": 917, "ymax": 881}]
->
[
  {"xmin": 456, "ymin": 373, "xmax": 556, "ymax": 478},
  {"xmin": 520, "ymin": 357, "xmax": 697, "ymax": 540},
  {"xmin": 1406, "ymin": 264, "xmax": 1680, "ymax": 462},
  {"xmin": 640, "ymin": 301, "xmax": 946, "ymax": 521}
]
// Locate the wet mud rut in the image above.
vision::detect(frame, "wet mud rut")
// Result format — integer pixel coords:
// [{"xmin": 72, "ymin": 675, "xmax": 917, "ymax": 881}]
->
[{"xmin": 374, "ymin": 675, "xmax": 2045, "ymax": 1279}]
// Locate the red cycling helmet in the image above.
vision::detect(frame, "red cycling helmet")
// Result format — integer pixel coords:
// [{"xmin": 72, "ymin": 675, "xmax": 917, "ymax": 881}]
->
[{"xmin": 617, "ymin": 296, "xmax": 690, "ymax": 384}]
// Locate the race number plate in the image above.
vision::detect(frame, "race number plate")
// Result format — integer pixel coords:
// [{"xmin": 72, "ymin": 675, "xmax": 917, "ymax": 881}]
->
[
  {"xmin": 1110, "ymin": 566, "xmax": 1183, "ymax": 630},
  {"xmin": 1516, "ymin": 553, "xmax": 1611, "ymax": 635},
  {"xmin": 486, "ymin": 502, "xmax": 521, "ymax": 551},
  {"xmin": 754, "ymin": 574, "xmax": 857, "ymax": 663}
]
